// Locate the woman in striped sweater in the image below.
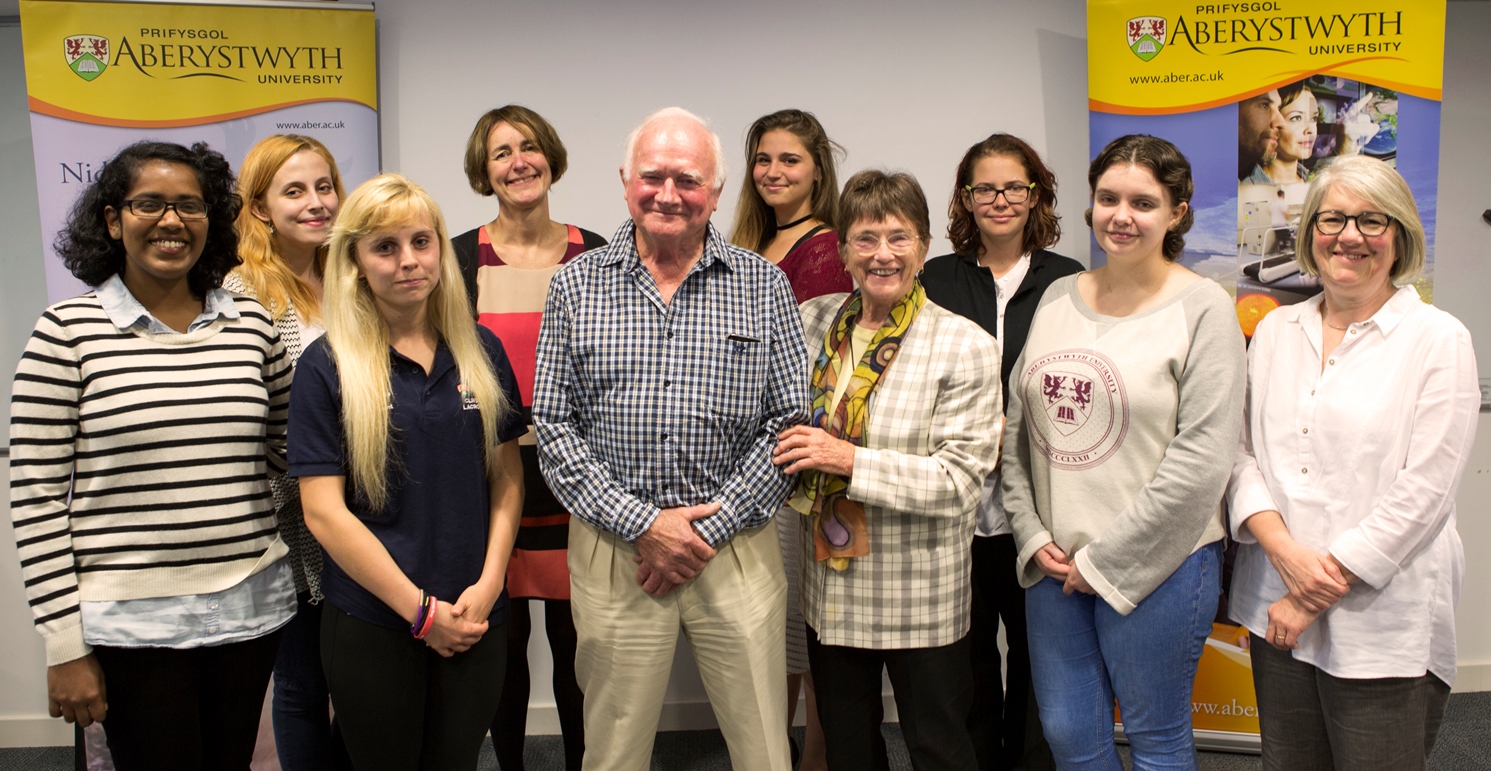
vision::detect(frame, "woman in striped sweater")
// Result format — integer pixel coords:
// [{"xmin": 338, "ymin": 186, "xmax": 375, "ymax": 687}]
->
[{"xmin": 10, "ymin": 141, "xmax": 295, "ymax": 770}]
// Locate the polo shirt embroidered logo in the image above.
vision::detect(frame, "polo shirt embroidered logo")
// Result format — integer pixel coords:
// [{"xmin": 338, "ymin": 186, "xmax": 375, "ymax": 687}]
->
[
  {"xmin": 457, "ymin": 383, "xmax": 479, "ymax": 410},
  {"xmin": 1022, "ymin": 349, "xmax": 1129, "ymax": 470}
]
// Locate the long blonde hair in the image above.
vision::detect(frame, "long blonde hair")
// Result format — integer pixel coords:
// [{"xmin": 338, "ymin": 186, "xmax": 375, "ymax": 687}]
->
[
  {"xmin": 323, "ymin": 174, "xmax": 508, "ymax": 510},
  {"xmin": 233, "ymin": 134, "xmax": 346, "ymax": 323}
]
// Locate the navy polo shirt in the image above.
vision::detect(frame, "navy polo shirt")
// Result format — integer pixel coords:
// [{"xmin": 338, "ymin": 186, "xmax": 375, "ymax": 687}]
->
[{"xmin": 288, "ymin": 325, "xmax": 525, "ymax": 630}]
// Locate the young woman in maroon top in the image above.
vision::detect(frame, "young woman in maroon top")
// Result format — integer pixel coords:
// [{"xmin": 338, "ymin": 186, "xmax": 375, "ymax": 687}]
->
[
  {"xmin": 730, "ymin": 109, "xmax": 853, "ymax": 304},
  {"xmin": 728, "ymin": 108, "xmax": 851, "ymax": 771}
]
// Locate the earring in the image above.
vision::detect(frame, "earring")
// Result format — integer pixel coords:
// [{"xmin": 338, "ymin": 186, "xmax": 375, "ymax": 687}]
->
[{"xmin": 267, "ymin": 223, "xmax": 275, "ymax": 236}]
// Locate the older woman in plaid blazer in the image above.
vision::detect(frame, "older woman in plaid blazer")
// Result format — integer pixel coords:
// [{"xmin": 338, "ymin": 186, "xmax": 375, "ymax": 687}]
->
[{"xmin": 773, "ymin": 170, "xmax": 1002, "ymax": 771}]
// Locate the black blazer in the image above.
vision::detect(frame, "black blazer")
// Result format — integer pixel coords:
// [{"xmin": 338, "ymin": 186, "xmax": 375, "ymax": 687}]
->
[
  {"xmin": 920, "ymin": 248, "xmax": 1085, "ymax": 406},
  {"xmin": 450, "ymin": 225, "xmax": 608, "ymax": 320}
]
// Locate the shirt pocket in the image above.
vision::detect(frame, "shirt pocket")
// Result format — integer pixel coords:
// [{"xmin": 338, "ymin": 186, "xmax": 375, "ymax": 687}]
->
[{"xmin": 707, "ymin": 336, "xmax": 769, "ymax": 421}]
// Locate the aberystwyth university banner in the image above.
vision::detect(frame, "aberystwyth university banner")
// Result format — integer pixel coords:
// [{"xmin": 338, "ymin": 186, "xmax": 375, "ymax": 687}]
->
[
  {"xmin": 1088, "ymin": 0, "xmax": 1446, "ymax": 750},
  {"xmin": 20, "ymin": 0, "xmax": 379, "ymax": 303},
  {"xmin": 1089, "ymin": 0, "xmax": 1444, "ymax": 342}
]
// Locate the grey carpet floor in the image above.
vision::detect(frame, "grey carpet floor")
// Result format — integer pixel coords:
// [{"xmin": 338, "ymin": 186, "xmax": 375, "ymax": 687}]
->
[{"xmin": 3, "ymin": 692, "xmax": 1485, "ymax": 770}]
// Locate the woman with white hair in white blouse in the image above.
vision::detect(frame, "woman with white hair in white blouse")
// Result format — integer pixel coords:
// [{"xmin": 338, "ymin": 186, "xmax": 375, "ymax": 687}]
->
[{"xmin": 1228, "ymin": 154, "xmax": 1478, "ymax": 771}]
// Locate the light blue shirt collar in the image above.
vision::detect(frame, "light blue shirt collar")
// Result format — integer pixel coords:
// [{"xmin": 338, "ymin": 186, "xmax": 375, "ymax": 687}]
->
[{"xmin": 96, "ymin": 273, "xmax": 239, "ymax": 334}]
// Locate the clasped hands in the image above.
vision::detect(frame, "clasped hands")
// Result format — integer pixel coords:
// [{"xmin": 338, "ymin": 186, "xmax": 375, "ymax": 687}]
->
[
  {"xmin": 423, "ymin": 579, "xmax": 504, "ymax": 658},
  {"xmin": 1263, "ymin": 540, "xmax": 1352, "ymax": 651},
  {"xmin": 1034, "ymin": 543, "xmax": 1096, "ymax": 596},
  {"xmin": 633, "ymin": 502, "xmax": 720, "ymax": 598}
]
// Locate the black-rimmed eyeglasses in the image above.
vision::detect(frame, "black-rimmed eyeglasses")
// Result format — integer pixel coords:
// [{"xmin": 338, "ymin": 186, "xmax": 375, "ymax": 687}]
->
[
  {"xmin": 119, "ymin": 199, "xmax": 209, "ymax": 220},
  {"xmin": 1312, "ymin": 210, "xmax": 1393, "ymax": 237},
  {"xmin": 964, "ymin": 183, "xmax": 1035, "ymax": 205}
]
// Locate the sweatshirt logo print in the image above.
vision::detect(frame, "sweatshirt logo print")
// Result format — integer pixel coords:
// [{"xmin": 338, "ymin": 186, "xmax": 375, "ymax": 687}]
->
[{"xmin": 1022, "ymin": 349, "xmax": 1129, "ymax": 470}]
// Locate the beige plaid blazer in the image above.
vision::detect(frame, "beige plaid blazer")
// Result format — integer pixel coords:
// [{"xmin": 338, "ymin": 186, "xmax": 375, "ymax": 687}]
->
[{"xmin": 797, "ymin": 294, "xmax": 1002, "ymax": 649}]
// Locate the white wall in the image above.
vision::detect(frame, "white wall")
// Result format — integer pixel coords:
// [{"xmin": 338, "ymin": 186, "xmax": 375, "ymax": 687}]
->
[
  {"xmin": 372, "ymin": 0, "xmax": 1092, "ymax": 265},
  {"xmin": 2, "ymin": 0, "xmax": 1489, "ymax": 748},
  {"xmin": 1433, "ymin": 0, "xmax": 1491, "ymax": 692}
]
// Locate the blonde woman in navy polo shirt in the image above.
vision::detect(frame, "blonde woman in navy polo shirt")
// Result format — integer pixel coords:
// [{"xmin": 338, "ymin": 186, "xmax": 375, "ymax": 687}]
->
[{"xmin": 290, "ymin": 174, "xmax": 526, "ymax": 771}]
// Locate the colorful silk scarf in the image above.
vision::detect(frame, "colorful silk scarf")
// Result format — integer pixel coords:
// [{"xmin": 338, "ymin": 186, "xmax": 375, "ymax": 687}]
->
[{"xmin": 795, "ymin": 281, "xmax": 926, "ymax": 570}]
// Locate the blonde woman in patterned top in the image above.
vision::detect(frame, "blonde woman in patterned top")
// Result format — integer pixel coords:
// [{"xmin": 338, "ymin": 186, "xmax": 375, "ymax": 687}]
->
[{"xmin": 227, "ymin": 134, "xmax": 350, "ymax": 771}]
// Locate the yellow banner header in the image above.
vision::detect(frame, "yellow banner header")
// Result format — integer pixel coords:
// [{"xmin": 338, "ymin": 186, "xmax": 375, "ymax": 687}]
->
[
  {"xmin": 1088, "ymin": 0, "xmax": 1445, "ymax": 114},
  {"xmin": 20, "ymin": 0, "xmax": 376, "ymax": 127}
]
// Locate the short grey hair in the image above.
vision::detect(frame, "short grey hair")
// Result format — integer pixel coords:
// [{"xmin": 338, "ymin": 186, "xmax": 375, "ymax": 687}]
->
[
  {"xmin": 621, "ymin": 107, "xmax": 727, "ymax": 192},
  {"xmin": 1295, "ymin": 155, "xmax": 1426, "ymax": 283}
]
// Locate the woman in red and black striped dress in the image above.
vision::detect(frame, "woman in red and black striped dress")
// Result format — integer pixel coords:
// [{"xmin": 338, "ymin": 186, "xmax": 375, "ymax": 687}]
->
[{"xmin": 452, "ymin": 105, "xmax": 603, "ymax": 771}]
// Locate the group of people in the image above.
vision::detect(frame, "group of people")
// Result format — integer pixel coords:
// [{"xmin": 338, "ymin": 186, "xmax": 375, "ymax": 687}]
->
[{"xmin": 8, "ymin": 101, "xmax": 1475, "ymax": 771}]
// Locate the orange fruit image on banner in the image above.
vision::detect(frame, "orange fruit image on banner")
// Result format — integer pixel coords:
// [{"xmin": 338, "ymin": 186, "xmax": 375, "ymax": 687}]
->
[{"xmin": 1236, "ymin": 294, "xmax": 1281, "ymax": 339}]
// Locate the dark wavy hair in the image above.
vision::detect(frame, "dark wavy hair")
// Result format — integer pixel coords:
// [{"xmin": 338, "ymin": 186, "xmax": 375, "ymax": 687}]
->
[
  {"xmin": 56, "ymin": 141, "xmax": 242, "ymax": 294},
  {"xmin": 1084, "ymin": 134, "xmax": 1194, "ymax": 262},
  {"xmin": 946, "ymin": 133, "xmax": 1062, "ymax": 257}
]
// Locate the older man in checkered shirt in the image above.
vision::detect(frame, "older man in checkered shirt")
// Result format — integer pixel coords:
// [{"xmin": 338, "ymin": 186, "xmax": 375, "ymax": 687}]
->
[{"xmin": 533, "ymin": 107, "xmax": 808, "ymax": 771}]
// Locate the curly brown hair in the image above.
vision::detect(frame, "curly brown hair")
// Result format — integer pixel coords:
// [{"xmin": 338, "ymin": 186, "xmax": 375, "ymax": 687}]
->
[
  {"xmin": 946, "ymin": 134, "xmax": 1061, "ymax": 258},
  {"xmin": 57, "ymin": 141, "xmax": 242, "ymax": 294}
]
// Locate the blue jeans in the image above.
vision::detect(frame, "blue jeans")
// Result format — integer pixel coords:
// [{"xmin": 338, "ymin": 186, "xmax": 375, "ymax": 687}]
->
[
  {"xmin": 273, "ymin": 592, "xmax": 351, "ymax": 771},
  {"xmin": 1026, "ymin": 542, "xmax": 1221, "ymax": 771}
]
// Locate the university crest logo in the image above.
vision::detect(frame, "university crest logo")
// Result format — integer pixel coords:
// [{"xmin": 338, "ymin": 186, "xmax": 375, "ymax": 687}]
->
[
  {"xmin": 1022, "ymin": 350, "xmax": 1129, "ymax": 471},
  {"xmin": 1041, "ymin": 371, "xmax": 1095, "ymax": 436},
  {"xmin": 1127, "ymin": 16, "xmax": 1167, "ymax": 62},
  {"xmin": 64, "ymin": 35, "xmax": 110, "ymax": 81}
]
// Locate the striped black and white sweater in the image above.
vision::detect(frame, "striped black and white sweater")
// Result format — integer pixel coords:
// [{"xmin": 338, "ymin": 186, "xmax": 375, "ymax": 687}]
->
[{"xmin": 9, "ymin": 292, "xmax": 292, "ymax": 666}]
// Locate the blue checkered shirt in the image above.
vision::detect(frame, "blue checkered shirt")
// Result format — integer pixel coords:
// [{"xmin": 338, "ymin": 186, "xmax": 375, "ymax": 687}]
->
[{"xmin": 533, "ymin": 221, "xmax": 810, "ymax": 546}]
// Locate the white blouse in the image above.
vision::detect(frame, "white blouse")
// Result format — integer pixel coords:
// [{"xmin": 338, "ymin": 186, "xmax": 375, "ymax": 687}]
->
[{"xmin": 1228, "ymin": 286, "xmax": 1479, "ymax": 683}]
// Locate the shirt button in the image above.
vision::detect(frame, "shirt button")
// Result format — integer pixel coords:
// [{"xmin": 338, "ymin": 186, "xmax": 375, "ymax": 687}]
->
[
  {"xmin": 661, "ymin": 433, "xmax": 669, "ymax": 441},
  {"xmin": 1301, "ymin": 467, "xmax": 1309, "ymax": 474},
  {"xmin": 1328, "ymin": 359, "xmax": 1335, "ymax": 365},
  {"xmin": 208, "ymin": 602, "xmax": 220, "ymax": 610},
  {"xmin": 1302, "ymin": 428, "xmax": 1308, "ymax": 434},
  {"xmin": 664, "ymin": 380, "xmax": 671, "ymax": 388},
  {"xmin": 1349, "ymin": 329, "xmax": 1357, "ymax": 335},
  {"xmin": 1310, "ymin": 389, "xmax": 1315, "ymax": 396},
  {"xmin": 667, "ymin": 331, "xmax": 675, "ymax": 339}
]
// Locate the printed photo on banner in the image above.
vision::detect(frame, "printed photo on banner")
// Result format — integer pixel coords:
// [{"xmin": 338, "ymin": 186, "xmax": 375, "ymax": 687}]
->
[{"xmin": 1235, "ymin": 76, "xmax": 1401, "ymax": 339}]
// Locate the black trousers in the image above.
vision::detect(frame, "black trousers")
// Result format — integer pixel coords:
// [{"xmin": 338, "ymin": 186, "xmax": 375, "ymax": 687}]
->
[
  {"xmin": 807, "ymin": 626, "xmax": 977, "ymax": 771},
  {"xmin": 1250, "ymin": 634, "xmax": 1451, "ymax": 771},
  {"xmin": 967, "ymin": 534, "xmax": 1053, "ymax": 771},
  {"xmin": 92, "ymin": 630, "xmax": 282, "ymax": 771},
  {"xmin": 491, "ymin": 598, "xmax": 585, "ymax": 771},
  {"xmin": 320, "ymin": 601, "xmax": 506, "ymax": 771}
]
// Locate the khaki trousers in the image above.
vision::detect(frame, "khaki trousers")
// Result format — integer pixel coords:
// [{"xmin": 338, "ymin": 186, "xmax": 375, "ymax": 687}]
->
[{"xmin": 569, "ymin": 518, "xmax": 790, "ymax": 771}]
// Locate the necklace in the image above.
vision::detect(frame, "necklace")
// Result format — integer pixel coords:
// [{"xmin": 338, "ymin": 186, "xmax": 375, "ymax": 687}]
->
[
  {"xmin": 1321, "ymin": 301, "xmax": 1358, "ymax": 331},
  {"xmin": 775, "ymin": 213, "xmax": 813, "ymax": 230}
]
